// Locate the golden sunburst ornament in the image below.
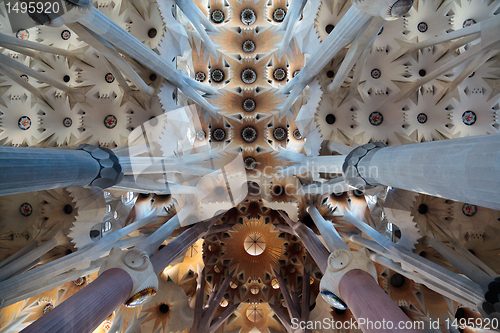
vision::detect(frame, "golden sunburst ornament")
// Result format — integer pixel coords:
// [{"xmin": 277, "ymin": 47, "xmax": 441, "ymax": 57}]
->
[{"xmin": 224, "ymin": 217, "xmax": 285, "ymax": 280}]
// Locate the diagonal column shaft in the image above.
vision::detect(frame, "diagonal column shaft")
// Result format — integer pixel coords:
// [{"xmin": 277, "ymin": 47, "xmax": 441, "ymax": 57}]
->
[
  {"xmin": 327, "ymin": 17, "xmax": 385, "ymax": 93},
  {"xmin": 0, "ymin": 53, "xmax": 77, "ymax": 94},
  {"xmin": 343, "ymin": 210, "xmax": 483, "ymax": 302},
  {"xmin": 338, "ymin": 269, "xmax": 420, "ymax": 333},
  {"xmin": 426, "ymin": 237, "xmax": 491, "ymax": 286},
  {"xmin": 278, "ymin": 7, "xmax": 372, "ymax": 116},
  {"xmin": 67, "ymin": 23, "xmax": 154, "ymax": 95},
  {"xmin": 307, "ymin": 206, "xmax": 350, "ymax": 252},
  {"xmin": 0, "ymin": 238, "xmax": 61, "ymax": 281},
  {"xmin": 20, "ymin": 268, "xmax": 133, "ymax": 333},
  {"xmin": 277, "ymin": 0, "xmax": 308, "ymax": 57},
  {"xmin": 76, "ymin": 8, "xmax": 218, "ymax": 116},
  {"xmin": 279, "ymin": 211, "xmax": 329, "ymax": 273},
  {"xmin": 0, "ymin": 32, "xmax": 82, "ymax": 58},
  {"xmin": 0, "ymin": 241, "xmax": 37, "ymax": 270},
  {"xmin": 19, "ymin": 217, "xmax": 218, "ymax": 332},
  {"xmin": 175, "ymin": 0, "xmax": 219, "ymax": 57},
  {"xmin": 0, "ymin": 63, "xmax": 50, "ymax": 105},
  {"xmin": 151, "ymin": 218, "xmax": 216, "ymax": 274},
  {"xmin": 136, "ymin": 214, "xmax": 181, "ymax": 256}
]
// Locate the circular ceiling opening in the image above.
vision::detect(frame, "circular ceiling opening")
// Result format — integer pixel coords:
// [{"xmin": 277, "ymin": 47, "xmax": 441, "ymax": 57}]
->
[
  {"xmin": 246, "ymin": 305, "xmax": 264, "ymax": 322},
  {"xmin": 244, "ymin": 233, "xmax": 266, "ymax": 256},
  {"xmin": 159, "ymin": 303, "xmax": 170, "ymax": 313}
]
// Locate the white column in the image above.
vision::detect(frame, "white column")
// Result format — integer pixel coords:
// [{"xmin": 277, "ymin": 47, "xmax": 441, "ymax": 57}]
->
[
  {"xmin": 391, "ymin": 14, "xmax": 497, "ymax": 61},
  {"xmin": 277, "ymin": 147, "xmax": 346, "ymax": 177},
  {"xmin": 278, "ymin": 0, "xmax": 415, "ymax": 117},
  {"xmin": 342, "ymin": 209, "xmax": 484, "ymax": 304},
  {"xmin": 67, "ymin": 23, "xmax": 154, "ymax": 96},
  {"xmin": 347, "ymin": 134, "xmax": 500, "ymax": 210},
  {"xmin": 1, "ymin": 236, "xmax": 146, "ymax": 307},
  {"xmin": 390, "ymin": 16, "xmax": 500, "ymax": 103},
  {"xmin": 0, "ymin": 53, "xmax": 82, "ymax": 96},
  {"xmin": 0, "ymin": 235, "xmax": 66, "ymax": 281},
  {"xmin": 278, "ymin": 6, "xmax": 372, "ymax": 117},
  {"xmin": 75, "ymin": 8, "xmax": 219, "ymax": 116},
  {"xmin": 135, "ymin": 214, "xmax": 180, "ymax": 256},
  {"xmin": 0, "ymin": 241, "xmax": 37, "ymax": 269},
  {"xmin": 426, "ymin": 237, "xmax": 492, "ymax": 286},
  {"xmin": 278, "ymin": 211, "xmax": 330, "ymax": 273},
  {"xmin": 176, "ymin": 0, "xmax": 219, "ymax": 57},
  {"xmin": 0, "ymin": 211, "xmax": 159, "ymax": 306},
  {"xmin": 0, "ymin": 63, "xmax": 50, "ymax": 104},
  {"xmin": 327, "ymin": 17, "xmax": 385, "ymax": 93},
  {"xmin": 0, "ymin": 32, "xmax": 79, "ymax": 58},
  {"xmin": 277, "ymin": 0, "xmax": 308, "ymax": 57},
  {"xmin": 307, "ymin": 206, "xmax": 349, "ymax": 252},
  {"xmin": 301, "ymin": 178, "xmax": 350, "ymax": 195},
  {"xmin": 0, "ymin": 146, "xmax": 100, "ymax": 196}
]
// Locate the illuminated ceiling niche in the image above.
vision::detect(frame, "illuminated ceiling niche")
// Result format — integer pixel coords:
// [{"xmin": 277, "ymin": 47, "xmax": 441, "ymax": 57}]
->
[
  {"xmin": 244, "ymin": 233, "xmax": 266, "ymax": 256},
  {"xmin": 246, "ymin": 305, "xmax": 264, "ymax": 323}
]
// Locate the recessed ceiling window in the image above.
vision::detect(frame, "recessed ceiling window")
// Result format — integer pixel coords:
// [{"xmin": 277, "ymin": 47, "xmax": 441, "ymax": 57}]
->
[{"xmin": 244, "ymin": 233, "xmax": 266, "ymax": 255}]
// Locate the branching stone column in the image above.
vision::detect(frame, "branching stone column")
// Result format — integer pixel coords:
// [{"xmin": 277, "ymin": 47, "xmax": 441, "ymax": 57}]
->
[
  {"xmin": 343, "ymin": 209, "xmax": 484, "ymax": 307},
  {"xmin": 29, "ymin": 0, "xmax": 219, "ymax": 116},
  {"xmin": 343, "ymin": 134, "xmax": 500, "ymax": 210},
  {"xmin": 73, "ymin": 8, "xmax": 219, "ymax": 116},
  {"xmin": 21, "ymin": 268, "xmax": 132, "ymax": 333},
  {"xmin": 21, "ymin": 247, "xmax": 158, "ymax": 333},
  {"xmin": 278, "ymin": 0, "xmax": 414, "ymax": 117},
  {"xmin": 150, "ymin": 217, "xmax": 219, "ymax": 275},
  {"xmin": 308, "ymin": 202, "xmax": 418, "ymax": 331},
  {"xmin": 0, "ymin": 144, "xmax": 123, "ymax": 196},
  {"xmin": 320, "ymin": 249, "xmax": 418, "ymax": 333},
  {"xmin": 0, "ymin": 233, "xmax": 67, "ymax": 281},
  {"xmin": 278, "ymin": 211, "xmax": 329, "ymax": 273},
  {"xmin": 307, "ymin": 206, "xmax": 350, "ymax": 252},
  {"xmin": 19, "ymin": 215, "xmax": 219, "ymax": 332},
  {"xmin": 190, "ymin": 268, "xmax": 239, "ymax": 333},
  {"xmin": 270, "ymin": 267, "xmax": 312, "ymax": 333}
]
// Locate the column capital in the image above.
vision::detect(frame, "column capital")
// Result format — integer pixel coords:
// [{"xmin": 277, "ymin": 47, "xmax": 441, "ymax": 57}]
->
[
  {"xmin": 480, "ymin": 277, "xmax": 500, "ymax": 320},
  {"xmin": 351, "ymin": 0, "xmax": 414, "ymax": 20},
  {"xmin": 342, "ymin": 141, "xmax": 385, "ymax": 189},
  {"xmin": 320, "ymin": 248, "xmax": 377, "ymax": 297},
  {"xmin": 26, "ymin": 0, "xmax": 92, "ymax": 27},
  {"xmin": 77, "ymin": 144, "xmax": 123, "ymax": 189},
  {"xmin": 59, "ymin": 0, "xmax": 93, "ymax": 24},
  {"xmin": 99, "ymin": 247, "xmax": 159, "ymax": 308}
]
